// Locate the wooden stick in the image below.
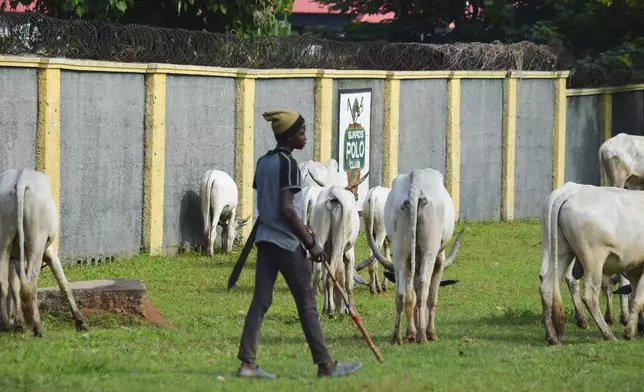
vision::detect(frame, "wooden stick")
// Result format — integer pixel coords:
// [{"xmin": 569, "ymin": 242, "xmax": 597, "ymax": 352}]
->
[{"xmin": 320, "ymin": 260, "xmax": 384, "ymax": 363}]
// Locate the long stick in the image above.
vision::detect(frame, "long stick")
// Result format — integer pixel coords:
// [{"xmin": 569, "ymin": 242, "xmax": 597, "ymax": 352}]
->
[{"xmin": 320, "ymin": 260, "xmax": 384, "ymax": 363}]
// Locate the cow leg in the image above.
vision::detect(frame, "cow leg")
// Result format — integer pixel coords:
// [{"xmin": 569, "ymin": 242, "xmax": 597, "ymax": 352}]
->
[
  {"xmin": 0, "ymin": 244, "xmax": 11, "ymax": 332},
  {"xmin": 404, "ymin": 260, "xmax": 417, "ymax": 343},
  {"xmin": 208, "ymin": 205, "xmax": 222, "ymax": 257},
  {"xmin": 8, "ymin": 263, "xmax": 24, "ymax": 332},
  {"xmin": 44, "ymin": 245, "xmax": 87, "ymax": 331},
  {"xmin": 620, "ymin": 274, "xmax": 631, "ymax": 326},
  {"xmin": 623, "ymin": 268, "xmax": 644, "ymax": 340},
  {"xmin": 564, "ymin": 259, "xmax": 589, "ymax": 329},
  {"xmin": 426, "ymin": 250, "xmax": 445, "ymax": 342},
  {"xmin": 579, "ymin": 256, "xmax": 617, "ymax": 341},
  {"xmin": 344, "ymin": 247, "xmax": 355, "ymax": 310},
  {"xmin": 223, "ymin": 207, "xmax": 236, "ymax": 253},
  {"xmin": 602, "ymin": 274, "xmax": 615, "ymax": 325},
  {"xmin": 540, "ymin": 236, "xmax": 574, "ymax": 345},
  {"xmin": 392, "ymin": 269, "xmax": 405, "ymax": 345},
  {"xmin": 333, "ymin": 265, "xmax": 345, "ymax": 313},
  {"xmin": 381, "ymin": 237, "xmax": 391, "ymax": 293}
]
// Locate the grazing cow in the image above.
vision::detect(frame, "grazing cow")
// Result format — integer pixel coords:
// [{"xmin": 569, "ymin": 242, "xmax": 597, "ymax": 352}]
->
[
  {"xmin": 364, "ymin": 168, "xmax": 464, "ymax": 344},
  {"xmin": 360, "ymin": 186, "xmax": 392, "ymax": 294},
  {"xmin": 0, "ymin": 168, "xmax": 87, "ymax": 336},
  {"xmin": 308, "ymin": 170, "xmax": 370, "ymax": 314},
  {"xmin": 200, "ymin": 169, "xmax": 249, "ymax": 255},
  {"xmin": 599, "ymin": 133, "xmax": 644, "ymax": 190},
  {"xmin": 539, "ymin": 182, "xmax": 644, "ymax": 345}
]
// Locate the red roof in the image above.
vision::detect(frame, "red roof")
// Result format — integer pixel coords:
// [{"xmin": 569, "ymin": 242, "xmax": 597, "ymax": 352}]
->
[
  {"xmin": 0, "ymin": 0, "xmax": 35, "ymax": 11},
  {"xmin": 292, "ymin": 0, "xmax": 394, "ymax": 23}
]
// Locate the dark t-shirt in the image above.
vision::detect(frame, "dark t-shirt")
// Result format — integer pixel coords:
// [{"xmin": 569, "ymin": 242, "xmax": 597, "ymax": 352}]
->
[{"xmin": 253, "ymin": 147, "xmax": 304, "ymax": 251}]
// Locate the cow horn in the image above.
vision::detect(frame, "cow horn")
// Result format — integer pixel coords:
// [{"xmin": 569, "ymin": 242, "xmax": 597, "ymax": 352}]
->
[
  {"xmin": 364, "ymin": 217, "xmax": 395, "ymax": 271},
  {"xmin": 443, "ymin": 229, "xmax": 465, "ymax": 269},
  {"xmin": 236, "ymin": 216, "xmax": 250, "ymax": 230},
  {"xmin": 308, "ymin": 170, "xmax": 327, "ymax": 187},
  {"xmin": 355, "ymin": 255, "xmax": 376, "ymax": 271},
  {"xmin": 344, "ymin": 171, "xmax": 370, "ymax": 191}
]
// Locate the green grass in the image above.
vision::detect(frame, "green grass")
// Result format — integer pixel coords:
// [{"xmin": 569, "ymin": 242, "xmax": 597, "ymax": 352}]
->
[{"xmin": 2, "ymin": 220, "xmax": 643, "ymax": 391}]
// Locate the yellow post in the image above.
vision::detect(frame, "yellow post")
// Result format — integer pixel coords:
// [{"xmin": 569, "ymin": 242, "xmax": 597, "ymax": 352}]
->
[
  {"xmin": 600, "ymin": 93, "xmax": 613, "ymax": 186},
  {"xmin": 142, "ymin": 72, "xmax": 167, "ymax": 256},
  {"xmin": 235, "ymin": 73, "xmax": 256, "ymax": 241},
  {"xmin": 314, "ymin": 71, "xmax": 333, "ymax": 163},
  {"xmin": 552, "ymin": 76, "xmax": 567, "ymax": 190},
  {"xmin": 501, "ymin": 73, "xmax": 517, "ymax": 221},
  {"xmin": 36, "ymin": 64, "xmax": 62, "ymax": 252},
  {"xmin": 383, "ymin": 73, "xmax": 400, "ymax": 187},
  {"xmin": 446, "ymin": 75, "xmax": 461, "ymax": 218}
]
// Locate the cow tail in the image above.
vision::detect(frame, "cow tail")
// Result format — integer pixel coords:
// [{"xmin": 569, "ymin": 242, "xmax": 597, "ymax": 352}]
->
[
  {"xmin": 408, "ymin": 180, "xmax": 419, "ymax": 281},
  {"xmin": 205, "ymin": 171, "xmax": 215, "ymax": 234},
  {"xmin": 546, "ymin": 183, "xmax": 578, "ymax": 341},
  {"xmin": 367, "ymin": 194, "xmax": 376, "ymax": 256},
  {"xmin": 15, "ymin": 169, "xmax": 29, "ymax": 299}
]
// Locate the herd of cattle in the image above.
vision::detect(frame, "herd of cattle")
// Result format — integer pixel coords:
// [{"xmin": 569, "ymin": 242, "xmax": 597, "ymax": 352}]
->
[{"xmin": 2, "ymin": 132, "xmax": 644, "ymax": 346}]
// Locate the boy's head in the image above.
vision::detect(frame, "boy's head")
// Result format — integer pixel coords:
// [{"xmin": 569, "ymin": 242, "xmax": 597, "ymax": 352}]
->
[{"xmin": 263, "ymin": 110, "xmax": 307, "ymax": 150}]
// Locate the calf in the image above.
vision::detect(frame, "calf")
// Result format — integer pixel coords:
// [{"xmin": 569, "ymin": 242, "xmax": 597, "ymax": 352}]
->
[
  {"xmin": 365, "ymin": 168, "xmax": 464, "ymax": 344},
  {"xmin": 200, "ymin": 169, "xmax": 249, "ymax": 255},
  {"xmin": 540, "ymin": 182, "xmax": 644, "ymax": 344},
  {"xmin": 0, "ymin": 168, "xmax": 87, "ymax": 336}
]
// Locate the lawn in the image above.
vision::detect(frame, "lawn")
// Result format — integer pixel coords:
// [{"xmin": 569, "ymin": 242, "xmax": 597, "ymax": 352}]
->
[{"xmin": 2, "ymin": 220, "xmax": 644, "ymax": 392}]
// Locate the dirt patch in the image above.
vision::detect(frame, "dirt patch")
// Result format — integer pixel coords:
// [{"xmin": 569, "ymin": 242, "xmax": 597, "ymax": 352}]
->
[{"xmin": 141, "ymin": 297, "xmax": 176, "ymax": 330}]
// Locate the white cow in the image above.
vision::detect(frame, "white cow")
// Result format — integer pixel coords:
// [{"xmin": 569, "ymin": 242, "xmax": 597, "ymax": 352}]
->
[
  {"xmin": 365, "ymin": 168, "xmax": 464, "ymax": 344},
  {"xmin": 539, "ymin": 182, "xmax": 644, "ymax": 345},
  {"xmin": 359, "ymin": 186, "xmax": 392, "ymax": 294},
  {"xmin": 0, "ymin": 168, "xmax": 87, "ymax": 336},
  {"xmin": 200, "ymin": 169, "xmax": 249, "ymax": 255},
  {"xmin": 599, "ymin": 133, "xmax": 644, "ymax": 189},
  {"xmin": 307, "ymin": 169, "xmax": 371, "ymax": 314}
]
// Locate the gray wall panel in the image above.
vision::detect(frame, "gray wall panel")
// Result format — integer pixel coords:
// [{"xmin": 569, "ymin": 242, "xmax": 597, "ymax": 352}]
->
[
  {"xmin": 514, "ymin": 79, "xmax": 555, "ymax": 219},
  {"xmin": 398, "ymin": 79, "xmax": 447, "ymax": 177},
  {"xmin": 59, "ymin": 71, "xmax": 145, "ymax": 263},
  {"xmin": 612, "ymin": 91, "xmax": 644, "ymax": 137},
  {"xmin": 459, "ymin": 79, "xmax": 503, "ymax": 221},
  {"xmin": 163, "ymin": 75, "xmax": 236, "ymax": 252},
  {"xmin": 0, "ymin": 68, "xmax": 37, "ymax": 173},
  {"xmin": 565, "ymin": 95, "xmax": 601, "ymax": 185}
]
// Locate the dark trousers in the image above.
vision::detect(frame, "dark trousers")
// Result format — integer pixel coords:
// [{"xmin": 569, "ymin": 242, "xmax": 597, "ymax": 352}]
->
[{"xmin": 237, "ymin": 241, "xmax": 332, "ymax": 365}]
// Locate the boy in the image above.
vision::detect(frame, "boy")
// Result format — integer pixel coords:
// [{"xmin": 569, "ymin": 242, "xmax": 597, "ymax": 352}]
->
[{"xmin": 236, "ymin": 110, "xmax": 363, "ymax": 379}]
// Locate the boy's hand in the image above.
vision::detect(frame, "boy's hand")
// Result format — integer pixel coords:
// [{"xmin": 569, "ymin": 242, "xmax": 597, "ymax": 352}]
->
[{"xmin": 309, "ymin": 244, "xmax": 327, "ymax": 263}]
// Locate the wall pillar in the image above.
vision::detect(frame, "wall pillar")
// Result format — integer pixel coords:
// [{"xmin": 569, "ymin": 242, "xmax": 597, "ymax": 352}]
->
[
  {"xmin": 383, "ymin": 73, "xmax": 400, "ymax": 187},
  {"xmin": 501, "ymin": 73, "xmax": 517, "ymax": 221},
  {"xmin": 446, "ymin": 75, "xmax": 461, "ymax": 218},
  {"xmin": 234, "ymin": 73, "xmax": 256, "ymax": 241},
  {"xmin": 313, "ymin": 71, "xmax": 333, "ymax": 163},
  {"xmin": 142, "ymin": 71, "xmax": 167, "ymax": 256},
  {"xmin": 552, "ymin": 76, "xmax": 567, "ymax": 190},
  {"xmin": 600, "ymin": 93, "xmax": 613, "ymax": 186},
  {"xmin": 37, "ymin": 64, "xmax": 62, "ymax": 252}
]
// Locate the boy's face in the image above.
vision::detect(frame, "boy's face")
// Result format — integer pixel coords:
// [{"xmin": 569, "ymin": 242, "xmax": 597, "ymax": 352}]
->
[{"xmin": 287, "ymin": 125, "xmax": 307, "ymax": 150}]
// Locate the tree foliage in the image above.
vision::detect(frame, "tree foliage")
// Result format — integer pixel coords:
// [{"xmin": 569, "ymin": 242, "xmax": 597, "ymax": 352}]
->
[{"xmin": 3, "ymin": 0, "xmax": 295, "ymax": 37}]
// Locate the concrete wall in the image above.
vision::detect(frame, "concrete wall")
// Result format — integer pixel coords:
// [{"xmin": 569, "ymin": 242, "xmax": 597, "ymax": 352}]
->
[
  {"xmin": 252, "ymin": 78, "xmax": 316, "ymax": 219},
  {"xmin": 59, "ymin": 71, "xmax": 145, "ymax": 262},
  {"xmin": 331, "ymin": 79, "xmax": 385, "ymax": 188},
  {"xmin": 612, "ymin": 91, "xmax": 644, "ymax": 137},
  {"xmin": 398, "ymin": 79, "xmax": 447, "ymax": 176},
  {"xmin": 565, "ymin": 95, "xmax": 602, "ymax": 185},
  {"xmin": 459, "ymin": 79, "xmax": 503, "ymax": 221},
  {"xmin": 514, "ymin": 79, "xmax": 555, "ymax": 219},
  {"xmin": 163, "ymin": 75, "xmax": 236, "ymax": 253},
  {"xmin": 0, "ymin": 67, "xmax": 37, "ymax": 173}
]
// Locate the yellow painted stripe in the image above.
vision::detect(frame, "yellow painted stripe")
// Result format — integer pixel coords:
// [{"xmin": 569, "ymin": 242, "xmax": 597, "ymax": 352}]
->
[
  {"xmin": 567, "ymin": 84, "xmax": 644, "ymax": 96},
  {"xmin": 552, "ymin": 76, "xmax": 567, "ymax": 190},
  {"xmin": 314, "ymin": 74, "xmax": 333, "ymax": 162},
  {"xmin": 36, "ymin": 66, "xmax": 61, "ymax": 253},
  {"xmin": 446, "ymin": 77, "xmax": 461, "ymax": 218},
  {"xmin": 501, "ymin": 76, "xmax": 517, "ymax": 221},
  {"xmin": 142, "ymin": 72, "xmax": 167, "ymax": 256},
  {"xmin": 234, "ymin": 76, "xmax": 255, "ymax": 241},
  {"xmin": 383, "ymin": 75, "xmax": 400, "ymax": 187},
  {"xmin": 599, "ymin": 93, "xmax": 613, "ymax": 186}
]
